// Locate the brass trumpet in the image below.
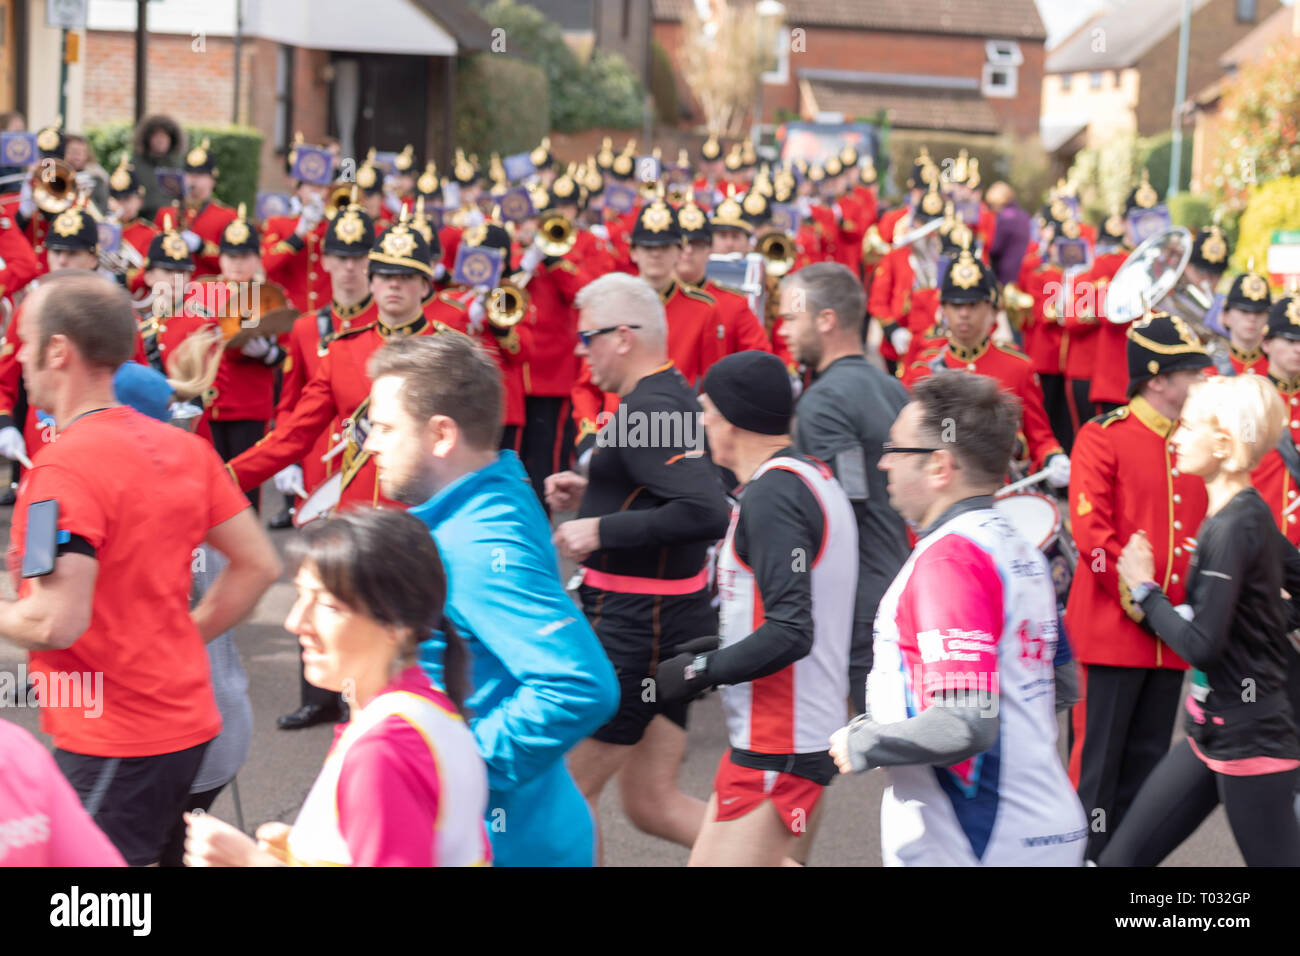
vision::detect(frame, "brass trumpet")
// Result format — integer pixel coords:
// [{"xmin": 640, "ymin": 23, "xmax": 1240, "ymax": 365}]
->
[
  {"xmin": 1003, "ymin": 282, "xmax": 1035, "ymax": 330},
  {"xmin": 325, "ymin": 183, "xmax": 357, "ymax": 219},
  {"xmin": 758, "ymin": 232, "xmax": 796, "ymax": 278},
  {"xmin": 861, "ymin": 223, "xmax": 890, "ymax": 267},
  {"xmin": 537, "ymin": 212, "xmax": 576, "ymax": 258},
  {"xmin": 487, "ymin": 278, "xmax": 529, "ymax": 329},
  {"xmin": 32, "ymin": 158, "xmax": 79, "ymax": 214}
]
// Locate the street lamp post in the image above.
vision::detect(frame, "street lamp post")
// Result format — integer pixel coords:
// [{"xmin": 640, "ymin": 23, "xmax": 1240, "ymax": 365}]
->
[{"xmin": 1168, "ymin": 0, "xmax": 1191, "ymax": 199}]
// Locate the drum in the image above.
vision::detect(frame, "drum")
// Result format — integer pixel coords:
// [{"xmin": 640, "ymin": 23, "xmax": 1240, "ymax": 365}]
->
[
  {"xmin": 993, "ymin": 491, "xmax": 1076, "ymax": 604},
  {"xmin": 293, "ymin": 473, "xmax": 342, "ymax": 528}
]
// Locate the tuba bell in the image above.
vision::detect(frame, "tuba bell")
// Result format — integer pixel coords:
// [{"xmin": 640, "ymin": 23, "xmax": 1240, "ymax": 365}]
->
[
  {"xmin": 31, "ymin": 158, "xmax": 79, "ymax": 215},
  {"xmin": 1104, "ymin": 226, "xmax": 1214, "ymax": 328},
  {"xmin": 537, "ymin": 212, "xmax": 576, "ymax": 258},
  {"xmin": 758, "ymin": 232, "xmax": 795, "ymax": 278},
  {"xmin": 487, "ymin": 278, "xmax": 529, "ymax": 330}
]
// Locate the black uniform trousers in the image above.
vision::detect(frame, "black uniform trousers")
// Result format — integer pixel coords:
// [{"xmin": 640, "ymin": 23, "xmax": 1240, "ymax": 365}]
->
[{"xmin": 1073, "ymin": 663, "xmax": 1184, "ymax": 862}]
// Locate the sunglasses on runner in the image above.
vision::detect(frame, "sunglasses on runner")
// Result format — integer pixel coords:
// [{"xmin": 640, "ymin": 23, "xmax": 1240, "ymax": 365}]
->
[
  {"xmin": 881, "ymin": 443, "xmax": 941, "ymax": 456},
  {"xmin": 577, "ymin": 325, "xmax": 642, "ymax": 347}
]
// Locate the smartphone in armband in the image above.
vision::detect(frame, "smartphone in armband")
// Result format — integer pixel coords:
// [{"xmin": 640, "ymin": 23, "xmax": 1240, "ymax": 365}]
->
[{"xmin": 21, "ymin": 498, "xmax": 60, "ymax": 579}]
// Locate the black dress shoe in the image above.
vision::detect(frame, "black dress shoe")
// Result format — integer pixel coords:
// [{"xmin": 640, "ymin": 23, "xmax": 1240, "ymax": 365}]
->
[
  {"xmin": 268, "ymin": 507, "xmax": 295, "ymax": 530},
  {"xmin": 276, "ymin": 703, "xmax": 342, "ymax": 730},
  {"xmin": 0, "ymin": 487, "xmax": 14, "ymax": 506}
]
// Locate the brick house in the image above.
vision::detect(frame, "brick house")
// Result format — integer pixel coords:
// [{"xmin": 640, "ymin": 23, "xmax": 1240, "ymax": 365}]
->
[
  {"xmin": 650, "ymin": 0, "xmax": 1047, "ymax": 138},
  {"xmin": 1040, "ymin": 0, "xmax": 1281, "ymax": 161},
  {"xmin": 6, "ymin": 0, "xmax": 490, "ymax": 191}
]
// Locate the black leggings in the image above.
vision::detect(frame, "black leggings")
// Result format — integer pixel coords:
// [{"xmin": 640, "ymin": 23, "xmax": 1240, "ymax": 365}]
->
[
  {"xmin": 159, "ymin": 783, "xmax": 227, "ymax": 867},
  {"xmin": 1099, "ymin": 737, "xmax": 1300, "ymax": 867}
]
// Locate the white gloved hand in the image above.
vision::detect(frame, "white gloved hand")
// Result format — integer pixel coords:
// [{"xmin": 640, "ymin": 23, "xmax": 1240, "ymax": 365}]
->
[
  {"xmin": 889, "ymin": 327, "xmax": 912, "ymax": 356},
  {"xmin": 0, "ymin": 425, "xmax": 26, "ymax": 462},
  {"xmin": 241, "ymin": 336, "xmax": 272, "ymax": 359},
  {"xmin": 588, "ymin": 223, "xmax": 609, "ymax": 241},
  {"xmin": 295, "ymin": 200, "xmax": 324, "ymax": 237},
  {"xmin": 520, "ymin": 242, "xmax": 545, "ymax": 273},
  {"xmin": 18, "ymin": 180, "xmax": 35, "ymax": 220},
  {"xmin": 1046, "ymin": 453, "xmax": 1071, "ymax": 489},
  {"xmin": 796, "ymin": 196, "xmax": 813, "ymax": 218},
  {"xmin": 463, "ymin": 208, "xmax": 485, "ymax": 229},
  {"xmin": 468, "ymin": 294, "xmax": 486, "ymax": 333},
  {"xmin": 181, "ymin": 230, "xmax": 203, "ymax": 253},
  {"xmin": 383, "ymin": 192, "xmax": 403, "ymax": 216},
  {"xmin": 273, "ymin": 464, "xmax": 305, "ymax": 497}
]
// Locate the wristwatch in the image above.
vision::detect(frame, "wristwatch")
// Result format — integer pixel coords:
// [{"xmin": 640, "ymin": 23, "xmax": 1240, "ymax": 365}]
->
[
  {"xmin": 685, "ymin": 654, "xmax": 710, "ymax": 681},
  {"xmin": 1130, "ymin": 580, "xmax": 1160, "ymax": 604}
]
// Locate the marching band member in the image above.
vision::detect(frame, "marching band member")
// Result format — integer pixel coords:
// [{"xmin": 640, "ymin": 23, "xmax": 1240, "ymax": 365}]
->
[
  {"xmin": 1069, "ymin": 212, "xmax": 1129, "ymax": 418},
  {"xmin": 1250, "ymin": 294, "xmax": 1300, "ymax": 545},
  {"xmin": 904, "ymin": 247, "xmax": 1068, "ymax": 481},
  {"xmin": 1212, "ymin": 268, "xmax": 1272, "ymax": 377},
  {"xmin": 228, "ymin": 216, "xmax": 464, "ymax": 513},
  {"xmin": 1066, "ymin": 310, "xmax": 1212, "ymax": 862},
  {"xmin": 869, "ymin": 178, "xmax": 945, "ymax": 372},
  {"xmin": 155, "ymin": 138, "xmax": 235, "ymax": 278},
  {"xmin": 268, "ymin": 201, "xmax": 379, "ymax": 531},
  {"xmin": 261, "ymin": 153, "xmax": 333, "ymax": 313},
  {"xmin": 106, "ymin": 157, "xmax": 159, "ymax": 294}
]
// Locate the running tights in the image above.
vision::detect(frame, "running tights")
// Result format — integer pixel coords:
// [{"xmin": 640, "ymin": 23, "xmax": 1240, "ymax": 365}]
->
[{"xmin": 1099, "ymin": 738, "xmax": 1300, "ymax": 867}]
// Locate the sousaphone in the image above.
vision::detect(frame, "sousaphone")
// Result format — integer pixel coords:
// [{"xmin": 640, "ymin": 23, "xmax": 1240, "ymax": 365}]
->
[{"xmin": 1104, "ymin": 227, "xmax": 1214, "ymax": 326}]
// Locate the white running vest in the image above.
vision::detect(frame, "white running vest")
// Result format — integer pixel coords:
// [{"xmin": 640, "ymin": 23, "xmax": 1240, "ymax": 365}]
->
[
  {"xmin": 716, "ymin": 455, "xmax": 857, "ymax": 754},
  {"xmin": 869, "ymin": 506, "xmax": 1087, "ymax": 866},
  {"xmin": 287, "ymin": 689, "xmax": 488, "ymax": 867}
]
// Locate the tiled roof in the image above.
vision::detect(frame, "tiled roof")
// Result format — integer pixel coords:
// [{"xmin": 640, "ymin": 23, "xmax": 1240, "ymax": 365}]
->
[
  {"xmin": 652, "ymin": 0, "xmax": 1047, "ymax": 40},
  {"xmin": 801, "ymin": 70, "xmax": 1002, "ymax": 134}
]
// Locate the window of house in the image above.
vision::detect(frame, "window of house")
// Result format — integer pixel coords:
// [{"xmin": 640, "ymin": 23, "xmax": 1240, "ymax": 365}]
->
[
  {"xmin": 274, "ymin": 45, "xmax": 295, "ymax": 154},
  {"xmin": 985, "ymin": 40, "xmax": 1024, "ymax": 66},
  {"xmin": 1060, "ymin": 73, "xmax": 1073, "ymax": 93},
  {"xmin": 1236, "ymin": 0, "xmax": 1257, "ymax": 24},
  {"xmin": 1090, "ymin": 71, "xmax": 1104, "ymax": 90},
  {"xmin": 983, "ymin": 64, "xmax": 1017, "ymax": 98},
  {"xmin": 761, "ymin": 27, "xmax": 790, "ymax": 84},
  {"xmin": 982, "ymin": 39, "xmax": 1021, "ymax": 99}
]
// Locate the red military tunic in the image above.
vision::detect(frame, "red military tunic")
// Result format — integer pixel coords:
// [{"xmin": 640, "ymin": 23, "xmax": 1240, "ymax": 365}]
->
[
  {"xmin": 1251, "ymin": 373, "xmax": 1300, "ymax": 545},
  {"xmin": 20, "ymin": 212, "xmax": 51, "ymax": 274},
  {"xmin": 229, "ymin": 311, "xmax": 471, "ymax": 510},
  {"xmin": 155, "ymin": 200, "xmax": 236, "ymax": 278},
  {"xmin": 197, "ymin": 278, "xmax": 281, "ymax": 426},
  {"xmin": 427, "ymin": 288, "xmax": 532, "ymax": 430},
  {"xmin": 903, "ymin": 337, "xmax": 1063, "ymax": 468},
  {"xmin": 695, "ymin": 278, "xmax": 773, "ymax": 372},
  {"xmin": 521, "ymin": 256, "xmax": 587, "ymax": 399},
  {"xmin": 120, "ymin": 218, "xmax": 160, "ymax": 294},
  {"xmin": 834, "ymin": 193, "xmax": 870, "ymax": 278},
  {"xmin": 1066, "ymin": 396, "xmax": 1207, "ymax": 671},
  {"xmin": 808, "ymin": 203, "xmax": 840, "ymax": 266},
  {"xmin": 277, "ymin": 296, "xmax": 377, "ymax": 492},
  {"xmin": 0, "ymin": 216, "xmax": 40, "ymax": 299},
  {"xmin": 1022, "ymin": 260, "xmax": 1067, "ymax": 378},
  {"xmin": 261, "ymin": 215, "xmax": 332, "ymax": 313},
  {"xmin": 1080, "ymin": 252, "xmax": 1130, "ymax": 407},
  {"xmin": 1210, "ymin": 344, "xmax": 1269, "ymax": 379}
]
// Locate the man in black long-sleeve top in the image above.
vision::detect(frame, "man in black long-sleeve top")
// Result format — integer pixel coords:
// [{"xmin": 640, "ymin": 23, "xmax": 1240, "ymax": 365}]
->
[
  {"xmin": 546, "ymin": 272, "xmax": 731, "ymax": 858},
  {"xmin": 778, "ymin": 262, "xmax": 910, "ymax": 713}
]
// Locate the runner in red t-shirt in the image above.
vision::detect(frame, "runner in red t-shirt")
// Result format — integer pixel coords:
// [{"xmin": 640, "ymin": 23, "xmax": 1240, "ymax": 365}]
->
[{"xmin": 0, "ymin": 273, "xmax": 281, "ymax": 866}]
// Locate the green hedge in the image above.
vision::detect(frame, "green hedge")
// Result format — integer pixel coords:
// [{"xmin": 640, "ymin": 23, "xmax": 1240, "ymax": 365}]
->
[
  {"xmin": 1166, "ymin": 191, "xmax": 1213, "ymax": 232},
  {"xmin": 650, "ymin": 39, "xmax": 679, "ymax": 125},
  {"xmin": 455, "ymin": 54, "xmax": 550, "ymax": 160},
  {"xmin": 86, "ymin": 122, "xmax": 263, "ymax": 210},
  {"xmin": 1138, "ymin": 131, "xmax": 1194, "ymax": 198}
]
